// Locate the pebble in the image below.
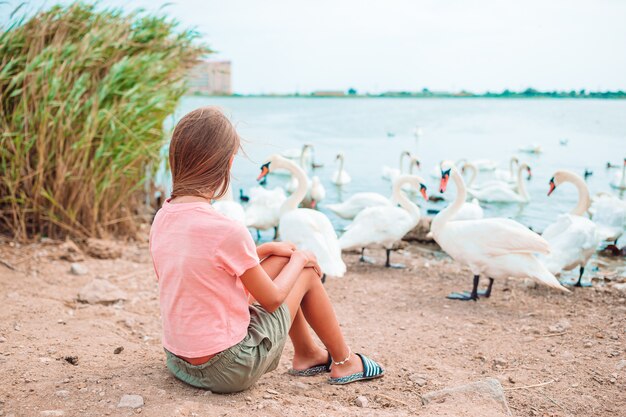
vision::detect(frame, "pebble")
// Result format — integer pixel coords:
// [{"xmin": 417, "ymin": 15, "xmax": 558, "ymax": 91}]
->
[
  {"xmin": 355, "ymin": 396, "xmax": 368, "ymax": 408},
  {"xmin": 117, "ymin": 394, "xmax": 144, "ymax": 409},
  {"xmin": 113, "ymin": 347, "xmax": 124, "ymax": 355},
  {"xmin": 616, "ymin": 360, "xmax": 626, "ymax": 370},
  {"xmin": 262, "ymin": 394, "xmax": 273, "ymax": 400},
  {"xmin": 508, "ymin": 376, "xmax": 516, "ymax": 384},
  {"xmin": 70, "ymin": 263, "xmax": 88, "ymax": 276},
  {"xmin": 0, "ymin": 336, "xmax": 6, "ymax": 343},
  {"xmin": 55, "ymin": 390, "xmax": 70, "ymax": 398},
  {"xmin": 493, "ymin": 357, "xmax": 508, "ymax": 367},
  {"xmin": 245, "ymin": 396, "xmax": 252, "ymax": 402},
  {"xmin": 294, "ymin": 382, "xmax": 310, "ymax": 390},
  {"xmin": 409, "ymin": 373, "xmax": 428, "ymax": 387},
  {"xmin": 583, "ymin": 341, "xmax": 593, "ymax": 348},
  {"xmin": 40, "ymin": 412, "xmax": 65, "ymax": 417},
  {"xmin": 548, "ymin": 320, "xmax": 571, "ymax": 333},
  {"xmin": 266, "ymin": 389, "xmax": 279, "ymax": 395}
]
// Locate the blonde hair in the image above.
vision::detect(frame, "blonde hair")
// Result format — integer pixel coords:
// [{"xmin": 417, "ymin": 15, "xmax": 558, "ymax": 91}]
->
[{"xmin": 169, "ymin": 106, "xmax": 240, "ymax": 200}]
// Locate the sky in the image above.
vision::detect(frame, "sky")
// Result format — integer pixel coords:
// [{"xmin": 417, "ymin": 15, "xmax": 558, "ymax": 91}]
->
[{"xmin": 3, "ymin": 0, "xmax": 626, "ymax": 94}]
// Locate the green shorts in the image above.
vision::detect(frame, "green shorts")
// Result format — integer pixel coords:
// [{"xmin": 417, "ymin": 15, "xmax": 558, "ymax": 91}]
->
[{"xmin": 164, "ymin": 303, "xmax": 291, "ymax": 394}]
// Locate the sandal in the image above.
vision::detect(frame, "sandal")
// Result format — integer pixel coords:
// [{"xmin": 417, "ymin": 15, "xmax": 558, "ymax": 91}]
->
[
  {"xmin": 287, "ymin": 353, "xmax": 332, "ymax": 376},
  {"xmin": 328, "ymin": 353, "xmax": 385, "ymax": 385}
]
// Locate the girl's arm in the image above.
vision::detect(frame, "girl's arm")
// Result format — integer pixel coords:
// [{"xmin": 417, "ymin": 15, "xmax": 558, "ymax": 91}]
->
[
  {"xmin": 240, "ymin": 250, "xmax": 319, "ymax": 313},
  {"xmin": 256, "ymin": 242, "xmax": 296, "ymax": 260}
]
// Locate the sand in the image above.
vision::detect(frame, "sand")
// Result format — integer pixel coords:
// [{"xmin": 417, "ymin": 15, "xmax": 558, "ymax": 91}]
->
[{"xmin": 0, "ymin": 234, "xmax": 624, "ymax": 416}]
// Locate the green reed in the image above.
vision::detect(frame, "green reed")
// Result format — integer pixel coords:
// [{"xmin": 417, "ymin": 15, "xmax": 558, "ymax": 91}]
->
[{"xmin": 0, "ymin": 2, "xmax": 209, "ymax": 240}]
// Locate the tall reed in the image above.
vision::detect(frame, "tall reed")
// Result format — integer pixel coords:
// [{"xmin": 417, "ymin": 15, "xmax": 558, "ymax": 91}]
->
[{"xmin": 0, "ymin": 2, "xmax": 209, "ymax": 240}]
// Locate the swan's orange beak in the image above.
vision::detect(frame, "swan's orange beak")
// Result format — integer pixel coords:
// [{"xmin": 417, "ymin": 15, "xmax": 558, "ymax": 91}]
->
[
  {"xmin": 526, "ymin": 167, "xmax": 532, "ymax": 180},
  {"xmin": 440, "ymin": 169, "xmax": 451, "ymax": 193},
  {"xmin": 257, "ymin": 162, "xmax": 270, "ymax": 181},
  {"xmin": 547, "ymin": 178, "xmax": 556, "ymax": 196},
  {"xmin": 419, "ymin": 184, "xmax": 428, "ymax": 200}
]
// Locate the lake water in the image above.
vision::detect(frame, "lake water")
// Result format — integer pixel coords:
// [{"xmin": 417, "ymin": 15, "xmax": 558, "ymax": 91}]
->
[{"xmin": 165, "ymin": 97, "xmax": 626, "ymax": 238}]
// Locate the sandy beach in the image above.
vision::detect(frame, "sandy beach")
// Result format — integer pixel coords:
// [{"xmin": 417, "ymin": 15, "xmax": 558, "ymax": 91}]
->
[{"xmin": 1, "ymin": 232, "xmax": 624, "ymax": 417}]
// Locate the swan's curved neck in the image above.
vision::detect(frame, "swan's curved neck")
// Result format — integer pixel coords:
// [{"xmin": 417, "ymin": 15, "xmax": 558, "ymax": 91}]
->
[
  {"xmin": 509, "ymin": 157, "xmax": 519, "ymax": 176},
  {"xmin": 431, "ymin": 168, "xmax": 466, "ymax": 234},
  {"xmin": 337, "ymin": 154, "xmax": 344, "ymax": 173},
  {"xmin": 300, "ymin": 145, "xmax": 312, "ymax": 168},
  {"xmin": 399, "ymin": 152, "xmax": 410, "ymax": 173},
  {"xmin": 516, "ymin": 164, "xmax": 530, "ymax": 200},
  {"xmin": 562, "ymin": 172, "xmax": 591, "ymax": 216},
  {"xmin": 278, "ymin": 159, "xmax": 308, "ymax": 215},
  {"xmin": 392, "ymin": 177, "xmax": 421, "ymax": 220},
  {"xmin": 464, "ymin": 163, "xmax": 478, "ymax": 188}
]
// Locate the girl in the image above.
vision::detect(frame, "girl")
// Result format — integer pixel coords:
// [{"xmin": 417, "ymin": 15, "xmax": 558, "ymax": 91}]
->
[{"xmin": 150, "ymin": 106, "xmax": 384, "ymax": 393}]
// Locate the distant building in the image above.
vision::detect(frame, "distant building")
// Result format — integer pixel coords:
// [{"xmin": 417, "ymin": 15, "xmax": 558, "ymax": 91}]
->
[
  {"xmin": 187, "ymin": 60, "xmax": 232, "ymax": 95},
  {"xmin": 311, "ymin": 90, "xmax": 345, "ymax": 97}
]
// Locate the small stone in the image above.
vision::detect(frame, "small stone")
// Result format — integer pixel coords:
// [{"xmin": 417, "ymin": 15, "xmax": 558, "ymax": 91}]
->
[
  {"xmin": 355, "ymin": 396, "xmax": 368, "ymax": 408},
  {"xmin": 493, "ymin": 357, "xmax": 508, "ymax": 367},
  {"xmin": 40, "ymin": 412, "xmax": 65, "ymax": 417},
  {"xmin": 77, "ymin": 279, "xmax": 127, "ymax": 305},
  {"xmin": 70, "ymin": 263, "xmax": 88, "ymax": 276},
  {"xmin": 583, "ymin": 341, "xmax": 593, "ymax": 348},
  {"xmin": 55, "ymin": 390, "xmax": 70, "ymax": 398},
  {"xmin": 548, "ymin": 320, "xmax": 571, "ymax": 333},
  {"xmin": 616, "ymin": 360, "xmax": 626, "ymax": 370},
  {"xmin": 0, "ymin": 336, "xmax": 6, "ymax": 343},
  {"xmin": 64, "ymin": 356, "xmax": 78, "ymax": 366},
  {"xmin": 609, "ymin": 378, "xmax": 616, "ymax": 384},
  {"xmin": 113, "ymin": 347, "xmax": 124, "ymax": 355},
  {"xmin": 117, "ymin": 394, "xmax": 144, "ymax": 409},
  {"xmin": 59, "ymin": 240, "xmax": 84, "ymax": 262},
  {"xmin": 571, "ymin": 382, "xmax": 579, "ymax": 388},
  {"xmin": 508, "ymin": 376, "xmax": 515, "ymax": 384},
  {"xmin": 266, "ymin": 389, "xmax": 279, "ymax": 395},
  {"xmin": 595, "ymin": 332, "xmax": 604, "ymax": 339},
  {"xmin": 245, "ymin": 396, "xmax": 252, "ymax": 402},
  {"xmin": 294, "ymin": 382, "xmax": 310, "ymax": 390},
  {"xmin": 86, "ymin": 239, "xmax": 123, "ymax": 260},
  {"xmin": 262, "ymin": 394, "xmax": 273, "ymax": 400},
  {"xmin": 409, "ymin": 373, "xmax": 428, "ymax": 387}
]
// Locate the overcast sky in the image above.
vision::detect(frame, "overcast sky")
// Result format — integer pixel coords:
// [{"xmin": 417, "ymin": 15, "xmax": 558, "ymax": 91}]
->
[{"xmin": 4, "ymin": 0, "xmax": 626, "ymax": 94}]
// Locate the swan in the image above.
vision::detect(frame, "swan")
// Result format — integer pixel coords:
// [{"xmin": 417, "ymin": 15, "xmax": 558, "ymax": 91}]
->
[
  {"xmin": 466, "ymin": 162, "xmax": 532, "ymax": 203},
  {"xmin": 413, "ymin": 126, "xmax": 423, "ymax": 138},
  {"xmin": 453, "ymin": 198, "xmax": 484, "ymax": 221},
  {"xmin": 539, "ymin": 171, "xmax": 600, "ymax": 287},
  {"xmin": 382, "ymin": 150, "xmax": 411, "ymax": 181},
  {"xmin": 589, "ymin": 193, "xmax": 626, "ymax": 244},
  {"xmin": 331, "ymin": 153, "xmax": 352, "ymax": 185},
  {"xmin": 518, "ymin": 143, "xmax": 542, "ymax": 154},
  {"xmin": 462, "ymin": 162, "xmax": 517, "ymax": 191},
  {"xmin": 493, "ymin": 157, "xmax": 519, "ymax": 183},
  {"xmin": 245, "ymin": 186, "xmax": 287, "ymax": 240},
  {"xmin": 339, "ymin": 175, "xmax": 428, "ymax": 267},
  {"xmin": 213, "ymin": 186, "xmax": 246, "ymax": 226},
  {"xmin": 610, "ymin": 158, "xmax": 626, "ymax": 190},
  {"xmin": 307, "ymin": 176, "xmax": 326, "ymax": 209},
  {"xmin": 471, "ymin": 159, "xmax": 499, "ymax": 172},
  {"xmin": 280, "ymin": 144, "xmax": 314, "ymax": 176},
  {"xmin": 326, "ymin": 192, "xmax": 392, "ymax": 220},
  {"xmin": 257, "ymin": 155, "xmax": 346, "ymax": 277},
  {"xmin": 430, "ymin": 158, "xmax": 467, "ymax": 179},
  {"xmin": 431, "ymin": 161, "xmax": 568, "ymax": 301},
  {"xmin": 286, "ymin": 146, "xmax": 314, "ymax": 193}
]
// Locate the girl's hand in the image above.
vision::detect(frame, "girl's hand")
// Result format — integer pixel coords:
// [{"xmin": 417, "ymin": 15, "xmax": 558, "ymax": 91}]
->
[
  {"xmin": 295, "ymin": 250, "xmax": 323, "ymax": 278},
  {"xmin": 258, "ymin": 242, "xmax": 297, "ymax": 259}
]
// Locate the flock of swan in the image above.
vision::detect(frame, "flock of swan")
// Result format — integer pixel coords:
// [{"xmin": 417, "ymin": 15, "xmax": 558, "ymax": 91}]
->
[{"xmin": 214, "ymin": 145, "xmax": 626, "ymax": 302}]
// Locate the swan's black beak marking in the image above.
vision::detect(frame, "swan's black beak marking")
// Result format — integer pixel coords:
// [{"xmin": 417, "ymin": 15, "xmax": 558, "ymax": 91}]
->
[
  {"xmin": 419, "ymin": 183, "xmax": 428, "ymax": 200},
  {"xmin": 440, "ymin": 168, "xmax": 451, "ymax": 193},
  {"xmin": 547, "ymin": 177, "xmax": 556, "ymax": 196},
  {"xmin": 257, "ymin": 162, "xmax": 271, "ymax": 181}
]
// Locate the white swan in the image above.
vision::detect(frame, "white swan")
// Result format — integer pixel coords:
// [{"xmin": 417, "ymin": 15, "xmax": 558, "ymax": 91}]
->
[
  {"xmin": 467, "ymin": 162, "xmax": 532, "ymax": 203},
  {"xmin": 589, "ymin": 193, "xmax": 626, "ymax": 244},
  {"xmin": 462, "ymin": 162, "xmax": 516, "ymax": 191},
  {"xmin": 306, "ymin": 176, "xmax": 326, "ymax": 209},
  {"xmin": 471, "ymin": 159, "xmax": 499, "ymax": 172},
  {"xmin": 431, "ymin": 161, "xmax": 568, "ymax": 301},
  {"xmin": 539, "ymin": 171, "xmax": 600, "ymax": 287},
  {"xmin": 245, "ymin": 186, "xmax": 287, "ymax": 239},
  {"xmin": 326, "ymin": 192, "xmax": 392, "ymax": 220},
  {"xmin": 331, "ymin": 153, "xmax": 352, "ymax": 186},
  {"xmin": 339, "ymin": 175, "xmax": 428, "ymax": 267},
  {"xmin": 257, "ymin": 155, "xmax": 346, "ymax": 277},
  {"xmin": 610, "ymin": 158, "xmax": 626, "ymax": 190},
  {"xmin": 286, "ymin": 146, "xmax": 314, "ymax": 193},
  {"xmin": 382, "ymin": 150, "xmax": 411, "ymax": 181},
  {"xmin": 519, "ymin": 143, "xmax": 542, "ymax": 154},
  {"xmin": 493, "ymin": 157, "xmax": 519, "ymax": 183},
  {"xmin": 453, "ymin": 198, "xmax": 484, "ymax": 221},
  {"xmin": 213, "ymin": 186, "xmax": 246, "ymax": 226}
]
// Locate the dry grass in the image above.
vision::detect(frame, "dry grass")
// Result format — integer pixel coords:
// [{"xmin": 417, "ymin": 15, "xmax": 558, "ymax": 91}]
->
[{"xmin": 0, "ymin": 2, "xmax": 209, "ymax": 240}]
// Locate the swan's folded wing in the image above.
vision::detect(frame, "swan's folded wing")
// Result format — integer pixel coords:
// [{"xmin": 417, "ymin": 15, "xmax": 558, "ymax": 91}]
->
[
  {"xmin": 456, "ymin": 218, "xmax": 551, "ymax": 256},
  {"xmin": 541, "ymin": 214, "xmax": 573, "ymax": 241}
]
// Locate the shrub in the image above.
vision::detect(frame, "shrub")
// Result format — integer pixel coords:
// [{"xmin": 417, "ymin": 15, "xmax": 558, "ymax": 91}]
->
[{"xmin": 0, "ymin": 2, "xmax": 209, "ymax": 240}]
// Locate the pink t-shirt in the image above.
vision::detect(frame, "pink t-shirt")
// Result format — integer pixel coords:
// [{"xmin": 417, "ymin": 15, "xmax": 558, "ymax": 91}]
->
[{"xmin": 149, "ymin": 199, "xmax": 259, "ymax": 358}]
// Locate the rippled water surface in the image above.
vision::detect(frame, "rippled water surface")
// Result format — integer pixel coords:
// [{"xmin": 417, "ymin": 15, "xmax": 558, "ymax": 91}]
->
[{"xmin": 164, "ymin": 97, "xmax": 626, "ymax": 235}]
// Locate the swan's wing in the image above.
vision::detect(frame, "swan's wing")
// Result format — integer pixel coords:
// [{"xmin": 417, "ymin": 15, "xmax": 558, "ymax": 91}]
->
[
  {"xmin": 280, "ymin": 209, "xmax": 345, "ymax": 277},
  {"xmin": 540, "ymin": 215, "xmax": 599, "ymax": 272},
  {"xmin": 340, "ymin": 207, "xmax": 412, "ymax": 249},
  {"xmin": 447, "ymin": 218, "xmax": 550, "ymax": 256}
]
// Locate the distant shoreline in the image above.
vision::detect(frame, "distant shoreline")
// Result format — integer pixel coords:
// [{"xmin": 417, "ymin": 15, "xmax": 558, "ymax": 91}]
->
[{"xmin": 188, "ymin": 94, "xmax": 626, "ymax": 100}]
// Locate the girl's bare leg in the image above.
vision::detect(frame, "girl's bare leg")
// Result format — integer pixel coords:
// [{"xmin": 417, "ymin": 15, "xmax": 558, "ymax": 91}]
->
[
  {"xmin": 260, "ymin": 256, "xmax": 328, "ymax": 370},
  {"xmin": 262, "ymin": 256, "xmax": 364, "ymax": 378}
]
